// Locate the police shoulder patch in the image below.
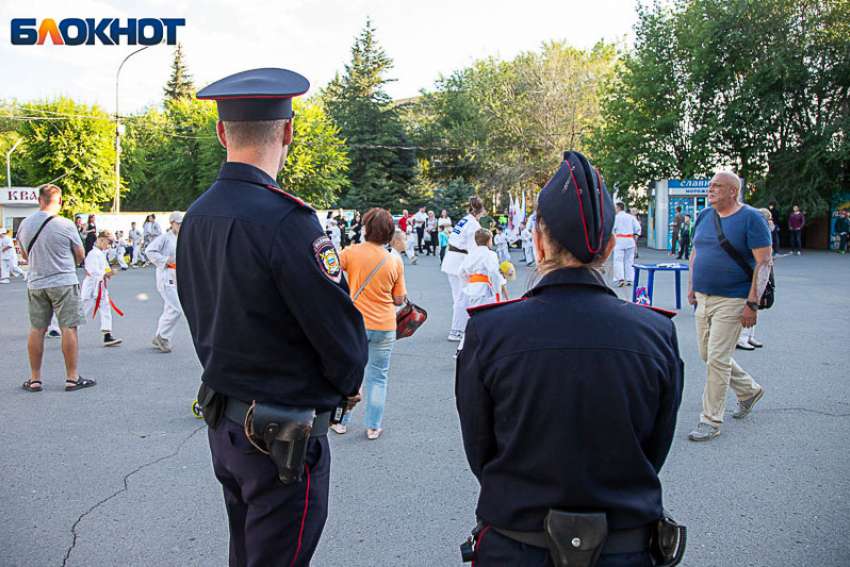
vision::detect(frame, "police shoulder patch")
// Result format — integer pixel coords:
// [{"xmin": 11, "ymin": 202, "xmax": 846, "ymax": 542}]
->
[{"xmin": 312, "ymin": 236, "xmax": 342, "ymax": 283}]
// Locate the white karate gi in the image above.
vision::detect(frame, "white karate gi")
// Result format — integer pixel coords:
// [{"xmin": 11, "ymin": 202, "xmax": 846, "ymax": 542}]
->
[
  {"xmin": 441, "ymin": 213, "xmax": 482, "ymax": 334},
  {"xmin": 111, "ymin": 237, "xmax": 129, "ymax": 269},
  {"xmin": 0, "ymin": 234, "xmax": 26, "ymax": 280},
  {"xmin": 330, "ymin": 225, "xmax": 341, "ymax": 250},
  {"xmin": 128, "ymin": 228, "xmax": 143, "ymax": 264},
  {"xmin": 612, "ymin": 210, "xmax": 641, "ymax": 283},
  {"xmin": 404, "ymin": 223, "xmax": 416, "ymax": 260},
  {"xmin": 81, "ymin": 248, "xmax": 114, "ymax": 332},
  {"xmin": 145, "ymin": 232, "xmax": 183, "ymax": 340},
  {"xmin": 494, "ymin": 233, "xmax": 510, "ymax": 264},
  {"xmin": 521, "ymin": 228, "xmax": 535, "ymax": 265},
  {"xmin": 456, "ymin": 245, "xmax": 506, "ymax": 348}
]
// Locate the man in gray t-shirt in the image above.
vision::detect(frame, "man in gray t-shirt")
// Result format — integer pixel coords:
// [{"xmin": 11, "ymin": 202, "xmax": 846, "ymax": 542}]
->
[{"xmin": 17, "ymin": 184, "xmax": 96, "ymax": 393}]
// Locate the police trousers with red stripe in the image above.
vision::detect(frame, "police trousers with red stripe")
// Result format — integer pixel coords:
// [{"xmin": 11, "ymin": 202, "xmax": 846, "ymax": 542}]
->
[
  {"xmin": 472, "ymin": 527, "xmax": 653, "ymax": 567},
  {"xmin": 208, "ymin": 416, "xmax": 330, "ymax": 567}
]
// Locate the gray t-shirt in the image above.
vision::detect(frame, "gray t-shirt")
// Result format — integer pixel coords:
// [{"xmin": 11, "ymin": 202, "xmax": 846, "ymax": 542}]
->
[{"xmin": 17, "ymin": 210, "xmax": 83, "ymax": 290}]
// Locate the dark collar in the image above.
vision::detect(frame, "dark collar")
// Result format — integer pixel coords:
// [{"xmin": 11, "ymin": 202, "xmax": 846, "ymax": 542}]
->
[
  {"xmin": 524, "ymin": 267, "xmax": 618, "ymax": 299},
  {"xmin": 217, "ymin": 162, "xmax": 279, "ymax": 188}
]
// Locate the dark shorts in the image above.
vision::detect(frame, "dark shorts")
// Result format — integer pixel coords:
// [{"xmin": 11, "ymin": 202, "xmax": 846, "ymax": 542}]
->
[{"xmin": 27, "ymin": 284, "xmax": 86, "ymax": 329}]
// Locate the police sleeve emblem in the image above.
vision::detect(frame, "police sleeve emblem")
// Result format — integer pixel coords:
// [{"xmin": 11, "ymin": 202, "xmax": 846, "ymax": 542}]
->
[{"xmin": 313, "ymin": 236, "xmax": 342, "ymax": 283}]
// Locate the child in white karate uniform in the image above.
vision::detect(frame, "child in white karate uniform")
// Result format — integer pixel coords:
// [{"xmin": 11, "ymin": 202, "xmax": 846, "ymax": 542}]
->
[
  {"xmin": 454, "ymin": 229, "xmax": 508, "ymax": 356},
  {"xmin": 329, "ymin": 220, "xmax": 342, "ymax": 250},
  {"xmin": 404, "ymin": 220, "xmax": 418, "ymax": 264},
  {"xmin": 146, "ymin": 211, "xmax": 184, "ymax": 353},
  {"xmin": 81, "ymin": 231, "xmax": 122, "ymax": 346},
  {"xmin": 521, "ymin": 221, "xmax": 535, "ymax": 266},
  {"xmin": 493, "ymin": 226, "xmax": 510, "ymax": 264},
  {"xmin": 111, "ymin": 231, "xmax": 129, "ymax": 270},
  {"xmin": 0, "ymin": 227, "xmax": 26, "ymax": 283}
]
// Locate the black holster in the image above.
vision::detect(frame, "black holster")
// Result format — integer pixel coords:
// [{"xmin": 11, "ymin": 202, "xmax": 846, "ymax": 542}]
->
[
  {"xmin": 650, "ymin": 510, "xmax": 686, "ymax": 567},
  {"xmin": 544, "ymin": 510, "xmax": 608, "ymax": 567},
  {"xmin": 245, "ymin": 402, "xmax": 315, "ymax": 485},
  {"xmin": 198, "ymin": 383, "xmax": 224, "ymax": 429}
]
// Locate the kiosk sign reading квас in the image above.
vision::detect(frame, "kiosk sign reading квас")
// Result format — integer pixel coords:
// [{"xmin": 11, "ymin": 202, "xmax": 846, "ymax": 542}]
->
[{"xmin": 11, "ymin": 18, "xmax": 185, "ymax": 46}]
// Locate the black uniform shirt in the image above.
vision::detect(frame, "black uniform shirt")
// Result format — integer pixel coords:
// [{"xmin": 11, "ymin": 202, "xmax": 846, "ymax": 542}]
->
[
  {"xmin": 456, "ymin": 268, "xmax": 684, "ymax": 532},
  {"xmin": 177, "ymin": 162, "xmax": 368, "ymax": 410}
]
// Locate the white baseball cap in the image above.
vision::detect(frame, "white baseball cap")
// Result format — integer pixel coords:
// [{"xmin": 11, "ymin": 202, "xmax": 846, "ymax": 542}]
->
[{"xmin": 169, "ymin": 211, "xmax": 184, "ymax": 224}]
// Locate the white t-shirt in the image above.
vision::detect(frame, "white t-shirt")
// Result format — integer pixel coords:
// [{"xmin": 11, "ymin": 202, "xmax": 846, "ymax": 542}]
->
[
  {"xmin": 413, "ymin": 211, "xmax": 428, "ymax": 228},
  {"xmin": 438, "ymin": 216, "xmax": 452, "ymax": 231}
]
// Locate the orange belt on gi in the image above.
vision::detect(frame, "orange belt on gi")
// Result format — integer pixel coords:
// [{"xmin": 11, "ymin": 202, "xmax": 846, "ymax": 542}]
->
[
  {"xmin": 615, "ymin": 234, "xmax": 635, "ymax": 238},
  {"xmin": 469, "ymin": 274, "xmax": 502, "ymax": 302}
]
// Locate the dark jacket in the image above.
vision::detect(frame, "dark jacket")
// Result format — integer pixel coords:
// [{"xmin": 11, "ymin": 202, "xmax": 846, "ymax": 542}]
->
[
  {"xmin": 177, "ymin": 162, "xmax": 368, "ymax": 411},
  {"xmin": 456, "ymin": 268, "xmax": 683, "ymax": 532}
]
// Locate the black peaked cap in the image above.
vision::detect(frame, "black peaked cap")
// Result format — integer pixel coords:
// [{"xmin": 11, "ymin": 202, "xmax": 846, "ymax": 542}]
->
[
  {"xmin": 196, "ymin": 68, "xmax": 310, "ymax": 121},
  {"xmin": 537, "ymin": 151, "xmax": 614, "ymax": 264}
]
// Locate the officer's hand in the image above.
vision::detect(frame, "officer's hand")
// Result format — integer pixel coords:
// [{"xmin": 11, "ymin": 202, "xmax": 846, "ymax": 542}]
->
[
  {"xmin": 741, "ymin": 306, "xmax": 757, "ymax": 328},
  {"xmin": 688, "ymin": 289, "xmax": 696, "ymax": 306},
  {"xmin": 344, "ymin": 393, "xmax": 362, "ymax": 414},
  {"xmin": 166, "ymin": 257, "xmax": 176, "ymax": 266}
]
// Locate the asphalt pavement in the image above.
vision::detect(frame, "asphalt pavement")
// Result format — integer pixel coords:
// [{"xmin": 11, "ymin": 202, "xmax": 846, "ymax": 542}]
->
[{"xmin": 1, "ymin": 246, "xmax": 848, "ymax": 566}]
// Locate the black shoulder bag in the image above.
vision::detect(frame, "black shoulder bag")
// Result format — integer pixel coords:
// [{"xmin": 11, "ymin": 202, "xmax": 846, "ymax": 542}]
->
[
  {"xmin": 25, "ymin": 215, "xmax": 56, "ymax": 256},
  {"xmin": 711, "ymin": 209, "xmax": 775, "ymax": 309}
]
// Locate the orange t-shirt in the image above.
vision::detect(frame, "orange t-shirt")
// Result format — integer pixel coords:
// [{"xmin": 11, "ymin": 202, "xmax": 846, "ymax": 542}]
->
[{"xmin": 340, "ymin": 243, "xmax": 407, "ymax": 332}]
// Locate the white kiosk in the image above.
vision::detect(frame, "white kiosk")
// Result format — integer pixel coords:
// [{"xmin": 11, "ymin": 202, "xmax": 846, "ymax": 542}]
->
[{"xmin": 1, "ymin": 187, "xmax": 40, "ymax": 234}]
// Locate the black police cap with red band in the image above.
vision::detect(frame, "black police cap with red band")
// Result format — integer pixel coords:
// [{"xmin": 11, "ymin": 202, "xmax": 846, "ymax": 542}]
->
[
  {"xmin": 537, "ymin": 151, "xmax": 614, "ymax": 264},
  {"xmin": 196, "ymin": 68, "xmax": 310, "ymax": 121}
]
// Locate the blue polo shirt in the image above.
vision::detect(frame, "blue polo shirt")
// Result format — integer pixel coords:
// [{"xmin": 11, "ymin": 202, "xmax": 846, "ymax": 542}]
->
[{"xmin": 692, "ymin": 205, "xmax": 771, "ymax": 298}]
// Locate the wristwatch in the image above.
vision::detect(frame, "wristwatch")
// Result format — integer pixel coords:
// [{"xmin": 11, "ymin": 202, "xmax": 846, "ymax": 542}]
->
[{"xmin": 746, "ymin": 301, "xmax": 759, "ymax": 312}]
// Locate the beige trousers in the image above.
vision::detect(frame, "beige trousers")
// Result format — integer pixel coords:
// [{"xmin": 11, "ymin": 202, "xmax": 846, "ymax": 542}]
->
[{"xmin": 695, "ymin": 293, "xmax": 761, "ymax": 426}]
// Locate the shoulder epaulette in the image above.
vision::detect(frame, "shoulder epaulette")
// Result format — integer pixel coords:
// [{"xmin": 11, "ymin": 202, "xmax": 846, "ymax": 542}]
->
[
  {"xmin": 467, "ymin": 297, "xmax": 526, "ymax": 316},
  {"xmin": 635, "ymin": 303, "xmax": 677, "ymax": 319},
  {"xmin": 265, "ymin": 185, "xmax": 315, "ymax": 212}
]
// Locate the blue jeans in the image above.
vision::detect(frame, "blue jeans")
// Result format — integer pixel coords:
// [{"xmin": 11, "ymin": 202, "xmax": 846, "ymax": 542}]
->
[{"xmin": 341, "ymin": 329, "xmax": 395, "ymax": 430}]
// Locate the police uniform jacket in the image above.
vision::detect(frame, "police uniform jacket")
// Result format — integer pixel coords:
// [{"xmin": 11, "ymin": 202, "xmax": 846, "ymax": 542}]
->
[
  {"xmin": 177, "ymin": 162, "xmax": 368, "ymax": 410},
  {"xmin": 456, "ymin": 267, "xmax": 683, "ymax": 533}
]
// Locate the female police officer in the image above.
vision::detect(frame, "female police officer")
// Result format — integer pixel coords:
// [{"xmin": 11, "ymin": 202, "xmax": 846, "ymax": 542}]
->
[{"xmin": 456, "ymin": 151, "xmax": 684, "ymax": 567}]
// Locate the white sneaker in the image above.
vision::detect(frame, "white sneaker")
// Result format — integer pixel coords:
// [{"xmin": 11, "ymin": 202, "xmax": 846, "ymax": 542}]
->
[
  {"xmin": 447, "ymin": 332, "xmax": 463, "ymax": 342},
  {"xmin": 736, "ymin": 340, "xmax": 755, "ymax": 351},
  {"xmin": 0, "ymin": 279, "xmax": 9, "ymax": 284}
]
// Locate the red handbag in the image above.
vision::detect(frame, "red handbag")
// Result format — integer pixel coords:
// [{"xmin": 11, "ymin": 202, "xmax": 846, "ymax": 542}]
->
[{"xmin": 396, "ymin": 300, "xmax": 427, "ymax": 339}]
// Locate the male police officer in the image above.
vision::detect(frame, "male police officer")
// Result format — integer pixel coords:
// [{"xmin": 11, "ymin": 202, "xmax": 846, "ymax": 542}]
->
[
  {"xmin": 177, "ymin": 69, "xmax": 368, "ymax": 567},
  {"xmin": 457, "ymin": 151, "xmax": 685, "ymax": 566}
]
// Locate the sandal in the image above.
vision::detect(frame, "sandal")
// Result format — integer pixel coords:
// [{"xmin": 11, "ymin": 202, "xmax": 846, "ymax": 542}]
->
[
  {"xmin": 65, "ymin": 376, "xmax": 97, "ymax": 391},
  {"xmin": 330, "ymin": 424, "xmax": 347, "ymax": 435},
  {"xmin": 22, "ymin": 380, "xmax": 43, "ymax": 392},
  {"xmin": 366, "ymin": 428, "xmax": 382, "ymax": 440}
]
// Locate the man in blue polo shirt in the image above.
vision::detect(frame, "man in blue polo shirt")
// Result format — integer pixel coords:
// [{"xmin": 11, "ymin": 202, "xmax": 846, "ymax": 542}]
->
[{"xmin": 687, "ymin": 172, "xmax": 773, "ymax": 442}]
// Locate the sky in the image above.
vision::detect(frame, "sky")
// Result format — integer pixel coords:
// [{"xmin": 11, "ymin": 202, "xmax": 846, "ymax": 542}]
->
[{"xmin": 1, "ymin": 0, "xmax": 647, "ymax": 116}]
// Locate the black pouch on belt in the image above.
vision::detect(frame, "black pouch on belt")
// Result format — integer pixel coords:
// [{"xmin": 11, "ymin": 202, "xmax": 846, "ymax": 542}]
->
[
  {"xmin": 198, "ymin": 383, "xmax": 224, "ymax": 429},
  {"xmin": 245, "ymin": 402, "xmax": 316, "ymax": 485},
  {"xmin": 650, "ymin": 510, "xmax": 686, "ymax": 566},
  {"xmin": 544, "ymin": 510, "xmax": 608, "ymax": 567}
]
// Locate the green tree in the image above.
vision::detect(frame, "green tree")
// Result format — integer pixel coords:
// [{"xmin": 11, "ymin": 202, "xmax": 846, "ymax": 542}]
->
[
  {"xmin": 322, "ymin": 18, "xmax": 417, "ymax": 212},
  {"xmin": 11, "ymin": 98, "xmax": 116, "ymax": 215},
  {"xmin": 278, "ymin": 98, "xmax": 350, "ymax": 207},
  {"xmin": 408, "ymin": 41, "xmax": 617, "ymax": 204},
  {"xmin": 163, "ymin": 43, "xmax": 195, "ymax": 102}
]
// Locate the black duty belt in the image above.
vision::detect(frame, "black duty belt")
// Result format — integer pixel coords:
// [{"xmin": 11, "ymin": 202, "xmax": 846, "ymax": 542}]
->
[
  {"xmin": 493, "ymin": 523, "xmax": 652, "ymax": 555},
  {"xmin": 448, "ymin": 245, "xmax": 468, "ymax": 254},
  {"xmin": 224, "ymin": 397, "xmax": 331, "ymax": 438}
]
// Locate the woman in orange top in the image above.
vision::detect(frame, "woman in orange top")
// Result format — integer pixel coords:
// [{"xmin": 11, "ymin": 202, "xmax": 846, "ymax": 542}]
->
[{"xmin": 331, "ymin": 208, "xmax": 407, "ymax": 440}]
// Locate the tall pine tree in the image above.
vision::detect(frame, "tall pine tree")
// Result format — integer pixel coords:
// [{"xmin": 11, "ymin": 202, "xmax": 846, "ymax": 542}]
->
[
  {"xmin": 164, "ymin": 43, "xmax": 195, "ymax": 102},
  {"xmin": 322, "ymin": 18, "xmax": 417, "ymax": 211}
]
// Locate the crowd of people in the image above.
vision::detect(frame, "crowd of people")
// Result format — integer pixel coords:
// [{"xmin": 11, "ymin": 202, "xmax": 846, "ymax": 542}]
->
[{"xmin": 4, "ymin": 66, "xmax": 843, "ymax": 567}]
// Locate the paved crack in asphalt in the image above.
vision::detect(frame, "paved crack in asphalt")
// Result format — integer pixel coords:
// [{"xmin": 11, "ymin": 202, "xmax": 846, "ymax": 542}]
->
[{"xmin": 60, "ymin": 424, "xmax": 206, "ymax": 567}]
